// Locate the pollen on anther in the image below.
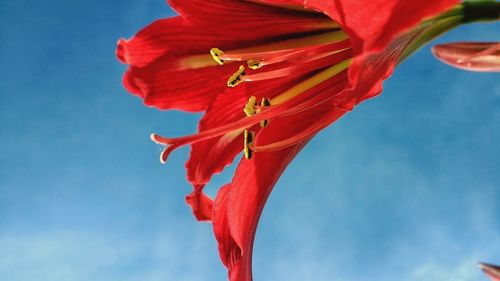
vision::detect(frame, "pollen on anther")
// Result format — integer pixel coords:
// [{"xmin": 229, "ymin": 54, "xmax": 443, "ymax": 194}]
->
[
  {"xmin": 243, "ymin": 129, "xmax": 255, "ymax": 160},
  {"xmin": 210, "ymin": 48, "xmax": 224, "ymax": 65},
  {"xmin": 247, "ymin": 60, "xmax": 262, "ymax": 70},
  {"xmin": 227, "ymin": 65, "xmax": 246, "ymax": 87},
  {"xmin": 259, "ymin": 98, "xmax": 271, "ymax": 127},
  {"xmin": 243, "ymin": 96, "xmax": 257, "ymax": 116}
]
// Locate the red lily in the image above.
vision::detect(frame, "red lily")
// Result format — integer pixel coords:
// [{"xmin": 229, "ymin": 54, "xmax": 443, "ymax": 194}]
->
[
  {"xmin": 480, "ymin": 263, "xmax": 500, "ymax": 281},
  {"xmin": 117, "ymin": 0, "xmax": 462, "ymax": 280}
]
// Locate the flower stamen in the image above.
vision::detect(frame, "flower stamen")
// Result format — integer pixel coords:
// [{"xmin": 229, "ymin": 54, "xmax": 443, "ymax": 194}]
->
[
  {"xmin": 249, "ymin": 107, "xmax": 348, "ymax": 153},
  {"xmin": 227, "ymin": 65, "xmax": 246, "ymax": 87},
  {"xmin": 151, "ymin": 60, "xmax": 350, "ymax": 164},
  {"xmin": 258, "ymin": 98, "xmax": 271, "ymax": 127},
  {"xmin": 247, "ymin": 59, "xmax": 262, "ymax": 70},
  {"xmin": 210, "ymin": 31, "xmax": 347, "ymax": 65},
  {"xmin": 246, "ymin": 40, "xmax": 351, "ymax": 69},
  {"xmin": 243, "ymin": 129, "xmax": 255, "ymax": 159},
  {"xmin": 210, "ymin": 48, "xmax": 225, "ymax": 65},
  {"xmin": 238, "ymin": 48, "xmax": 351, "ymax": 84},
  {"xmin": 270, "ymin": 58, "xmax": 351, "ymax": 105},
  {"xmin": 243, "ymin": 96, "xmax": 271, "ymax": 127},
  {"xmin": 243, "ymin": 96, "xmax": 258, "ymax": 116}
]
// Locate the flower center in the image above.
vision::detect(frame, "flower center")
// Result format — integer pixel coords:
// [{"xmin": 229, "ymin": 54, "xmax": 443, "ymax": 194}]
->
[
  {"xmin": 152, "ymin": 28, "xmax": 353, "ymax": 162},
  {"xmin": 208, "ymin": 30, "xmax": 353, "ymax": 159}
]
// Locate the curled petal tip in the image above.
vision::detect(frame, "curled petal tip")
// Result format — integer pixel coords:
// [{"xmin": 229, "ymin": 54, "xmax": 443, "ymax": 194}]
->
[
  {"xmin": 432, "ymin": 42, "xmax": 500, "ymax": 72},
  {"xmin": 116, "ymin": 38, "xmax": 128, "ymax": 64}
]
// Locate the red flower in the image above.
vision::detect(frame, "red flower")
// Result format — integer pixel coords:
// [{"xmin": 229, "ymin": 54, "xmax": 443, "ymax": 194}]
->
[
  {"xmin": 480, "ymin": 263, "xmax": 500, "ymax": 281},
  {"xmin": 117, "ymin": 0, "xmax": 461, "ymax": 280}
]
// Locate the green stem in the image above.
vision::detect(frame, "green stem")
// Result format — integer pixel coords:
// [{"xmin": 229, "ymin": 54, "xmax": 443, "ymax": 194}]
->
[
  {"xmin": 399, "ymin": 16, "xmax": 462, "ymax": 62},
  {"xmin": 399, "ymin": 0, "xmax": 499, "ymax": 63}
]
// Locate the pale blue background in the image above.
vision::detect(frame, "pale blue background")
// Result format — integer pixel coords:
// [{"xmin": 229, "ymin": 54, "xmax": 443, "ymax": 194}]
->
[{"xmin": 0, "ymin": 1, "xmax": 499, "ymax": 281}]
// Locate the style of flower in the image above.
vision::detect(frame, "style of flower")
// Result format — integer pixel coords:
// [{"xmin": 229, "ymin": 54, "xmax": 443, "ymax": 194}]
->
[
  {"xmin": 114, "ymin": 1, "xmax": 498, "ymax": 281},
  {"xmin": 480, "ymin": 262, "xmax": 500, "ymax": 281}
]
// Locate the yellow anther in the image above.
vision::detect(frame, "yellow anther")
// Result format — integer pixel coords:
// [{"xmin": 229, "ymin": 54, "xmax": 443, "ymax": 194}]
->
[
  {"xmin": 247, "ymin": 60, "xmax": 262, "ymax": 70},
  {"xmin": 227, "ymin": 65, "xmax": 246, "ymax": 87},
  {"xmin": 243, "ymin": 96, "xmax": 257, "ymax": 116},
  {"xmin": 259, "ymin": 98, "xmax": 271, "ymax": 128},
  {"xmin": 210, "ymin": 48, "xmax": 225, "ymax": 65},
  {"xmin": 260, "ymin": 120, "xmax": 268, "ymax": 128},
  {"xmin": 243, "ymin": 129, "xmax": 255, "ymax": 160}
]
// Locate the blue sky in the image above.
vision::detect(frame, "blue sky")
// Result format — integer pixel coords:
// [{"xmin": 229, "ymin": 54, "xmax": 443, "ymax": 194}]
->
[{"xmin": 0, "ymin": 1, "xmax": 499, "ymax": 281}]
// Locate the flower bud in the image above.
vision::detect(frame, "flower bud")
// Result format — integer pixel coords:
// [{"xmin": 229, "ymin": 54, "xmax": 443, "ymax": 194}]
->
[{"xmin": 432, "ymin": 42, "xmax": 500, "ymax": 72}]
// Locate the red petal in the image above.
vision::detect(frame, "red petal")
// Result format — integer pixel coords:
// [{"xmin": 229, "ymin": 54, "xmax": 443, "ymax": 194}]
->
[
  {"xmin": 212, "ymin": 184, "xmax": 241, "ymax": 268},
  {"xmin": 169, "ymin": 0, "xmax": 335, "ymax": 39},
  {"xmin": 117, "ymin": 9, "xmax": 327, "ymax": 69},
  {"xmin": 185, "ymin": 184, "xmax": 213, "ymax": 221},
  {"xmin": 480, "ymin": 263, "xmax": 500, "ymax": 281},
  {"xmin": 117, "ymin": 17, "xmax": 234, "ymax": 67},
  {"xmin": 261, "ymin": 0, "xmax": 458, "ymax": 54},
  {"xmin": 254, "ymin": 95, "xmax": 347, "ymax": 151},
  {"xmin": 117, "ymin": 0, "xmax": 342, "ymax": 111},
  {"xmin": 184, "ymin": 87, "xmax": 248, "ymax": 220},
  {"xmin": 212, "ymin": 141, "xmax": 308, "ymax": 281},
  {"xmin": 432, "ymin": 42, "xmax": 500, "ymax": 72},
  {"xmin": 347, "ymin": 30, "xmax": 419, "ymax": 105},
  {"xmin": 186, "ymin": 86, "xmax": 248, "ymax": 186},
  {"xmin": 123, "ymin": 59, "xmax": 238, "ymax": 111},
  {"xmin": 118, "ymin": 16, "xmax": 242, "ymax": 111}
]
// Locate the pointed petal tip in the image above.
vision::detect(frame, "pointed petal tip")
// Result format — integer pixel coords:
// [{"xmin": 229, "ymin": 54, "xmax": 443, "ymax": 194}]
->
[
  {"xmin": 185, "ymin": 190, "xmax": 214, "ymax": 221},
  {"xmin": 122, "ymin": 68, "xmax": 145, "ymax": 98}
]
